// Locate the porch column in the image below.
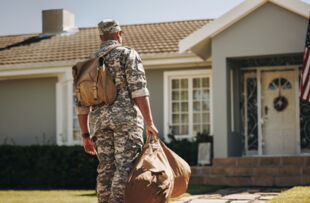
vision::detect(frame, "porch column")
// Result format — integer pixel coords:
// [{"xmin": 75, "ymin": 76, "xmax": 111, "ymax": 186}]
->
[
  {"xmin": 56, "ymin": 70, "xmax": 74, "ymax": 145},
  {"xmin": 212, "ymin": 57, "xmax": 230, "ymax": 158}
]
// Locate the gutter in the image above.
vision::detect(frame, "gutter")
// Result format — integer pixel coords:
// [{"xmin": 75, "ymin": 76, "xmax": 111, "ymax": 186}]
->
[{"xmin": 0, "ymin": 52, "xmax": 212, "ymax": 72}]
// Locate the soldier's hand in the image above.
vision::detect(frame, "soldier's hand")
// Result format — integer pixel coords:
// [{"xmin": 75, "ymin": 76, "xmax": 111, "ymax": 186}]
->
[
  {"xmin": 146, "ymin": 123, "xmax": 158, "ymax": 136},
  {"xmin": 83, "ymin": 137, "xmax": 97, "ymax": 155}
]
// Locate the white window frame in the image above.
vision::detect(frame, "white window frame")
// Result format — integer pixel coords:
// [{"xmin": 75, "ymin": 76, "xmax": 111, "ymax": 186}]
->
[{"xmin": 164, "ymin": 69, "xmax": 212, "ymax": 142}]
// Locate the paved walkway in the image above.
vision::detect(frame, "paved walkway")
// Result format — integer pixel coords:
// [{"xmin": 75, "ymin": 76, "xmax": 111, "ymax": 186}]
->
[{"xmin": 172, "ymin": 187, "xmax": 288, "ymax": 203}]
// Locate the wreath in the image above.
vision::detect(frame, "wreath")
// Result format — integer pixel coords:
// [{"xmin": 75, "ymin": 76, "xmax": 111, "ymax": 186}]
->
[{"xmin": 273, "ymin": 96, "xmax": 288, "ymax": 111}]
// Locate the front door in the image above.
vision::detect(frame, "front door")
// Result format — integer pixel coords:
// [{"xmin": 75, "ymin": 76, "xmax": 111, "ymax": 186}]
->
[{"xmin": 261, "ymin": 70, "xmax": 297, "ymax": 155}]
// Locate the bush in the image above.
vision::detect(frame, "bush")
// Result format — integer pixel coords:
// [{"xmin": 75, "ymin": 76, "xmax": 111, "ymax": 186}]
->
[
  {"xmin": 165, "ymin": 132, "xmax": 213, "ymax": 166},
  {"xmin": 0, "ymin": 145, "xmax": 98, "ymax": 189},
  {"xmin": 165, "ymin": 139, "xmax": 198, "ymax": 166}
]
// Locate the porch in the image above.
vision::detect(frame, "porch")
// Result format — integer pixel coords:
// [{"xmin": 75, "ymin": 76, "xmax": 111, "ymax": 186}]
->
[{"xmin": 191, "ymin": 156, "xmax": 310, "ymax": 186}]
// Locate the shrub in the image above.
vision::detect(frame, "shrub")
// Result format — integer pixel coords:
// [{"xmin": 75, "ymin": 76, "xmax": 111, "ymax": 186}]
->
[
  {"xmin": 0, "ymin": 145, "xmax": 98, "ymax": 189},
  {"xmin": 165, "ymin": 132, "xmax": 213, "ymax": 166}
]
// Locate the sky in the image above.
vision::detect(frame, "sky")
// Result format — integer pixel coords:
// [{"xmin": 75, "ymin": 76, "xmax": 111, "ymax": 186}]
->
[{"xmin": 0, "ymin": 0, "xmax": 309, "ymax": 36}]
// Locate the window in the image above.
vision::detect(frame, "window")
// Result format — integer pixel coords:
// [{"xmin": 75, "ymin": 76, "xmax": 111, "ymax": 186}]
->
[
  {"xmin": 164, "ymin": 70, "xmax": 212, "ymax": 140},
  {"xmin": 268, "ymin": 77, "xmax": 292, "ymax": 90}
]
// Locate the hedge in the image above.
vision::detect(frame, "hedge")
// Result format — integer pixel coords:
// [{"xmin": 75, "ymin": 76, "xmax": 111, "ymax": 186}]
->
[
  {"xmin": 0, "ymin": 145, "xmax": 98, "ymax": 189},
  {"xmin": 0, "ymin": 136, "xmax": 206, "ymax": 189}
]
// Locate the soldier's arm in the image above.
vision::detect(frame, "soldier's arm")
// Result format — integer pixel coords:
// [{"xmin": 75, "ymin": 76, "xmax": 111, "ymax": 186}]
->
[
  {"xmin": 134, "ymin": 96, "xmax": 158, "ymax": 136},
  {"xmin": 77, "ymin": 114, "xmax": 90, "ymax": 134},
  {"xmin": 124, "ymin": 49, "xmax": 158, "ymax": 135},
  {"xmin": 75, "ymin": 103, "xmax": 96, "ymax": 155}
]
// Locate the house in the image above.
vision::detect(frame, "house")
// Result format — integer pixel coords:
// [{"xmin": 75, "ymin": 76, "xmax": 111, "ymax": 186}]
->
[
  {"xmin": 0, "ymin": 9, "xmax": 211, "ymax": 146},
  {"xmin": 0, "ymin": 0, "xmax": 309, "ymax": 161}
]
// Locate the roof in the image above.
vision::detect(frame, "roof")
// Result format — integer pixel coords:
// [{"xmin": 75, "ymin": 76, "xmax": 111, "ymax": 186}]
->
[
  {"xmin": 179, "ymin": 0, "xmax": 310, "ymax": 59},
  {"xmin": 0, "ymin": 19, "xmax": 212, "ymax": 66}
]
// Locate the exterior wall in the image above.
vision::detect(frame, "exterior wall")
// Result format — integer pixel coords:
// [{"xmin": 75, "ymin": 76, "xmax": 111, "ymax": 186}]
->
[
  {"xmin": 211, "ymin": 3, "xmax": 308, "ymax": 158},
  {"xmin": 145, "ymin": 66, "xmax": 210, "ymax": 139},
  {"xmin": 0, "ymin": 77, "xmax": 57, "ymax": 145}
]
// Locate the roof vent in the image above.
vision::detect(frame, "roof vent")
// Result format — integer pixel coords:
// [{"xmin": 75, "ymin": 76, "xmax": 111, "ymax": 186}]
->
[{"xmin": 42, "ymin": 9, "xmax": 78, "ymax": 35}]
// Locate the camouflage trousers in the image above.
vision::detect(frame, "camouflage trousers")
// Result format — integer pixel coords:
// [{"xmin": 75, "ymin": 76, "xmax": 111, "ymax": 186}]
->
[{"xmin": 91, "ymin": 124, "xmax": 144, "ymax": 203}]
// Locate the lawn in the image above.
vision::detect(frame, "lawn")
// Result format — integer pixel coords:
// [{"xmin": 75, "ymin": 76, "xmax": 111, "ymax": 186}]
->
[
  {"xmin": 0, "ymin": 185, "xmax": 224, "ymax": 203},
  {"xmin": 268, "ymin": 186, "xmax": 310, "ymax": 203}
]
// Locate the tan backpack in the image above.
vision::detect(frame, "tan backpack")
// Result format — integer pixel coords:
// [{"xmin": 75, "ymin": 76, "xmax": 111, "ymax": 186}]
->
[{"xmin": 72, "ymin": 45, "xmax": 120, "ymax": 107}]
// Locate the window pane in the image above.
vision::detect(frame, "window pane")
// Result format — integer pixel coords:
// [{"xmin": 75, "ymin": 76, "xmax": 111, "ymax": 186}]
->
[
  {"xmin": 193, "ymin": 90, "xmax": 201, "ymax": 100},
  {"xmin": 193, "ymin": 101, "xmax": 201, "ymax": 111},
  {"xmin": 193, "ymin": 125, "xmax": 201, "ymax": 133},
  {"xmin": 202, "ymin": 100, "xmax": 209, "ymax": 111},
  {"xmin": 172, "ymin": 114, "xmax": 179, "ymax": 124},
  {"xmin": 202, "ymin": 89, "xmax": 210, "ymax": 100},
  {"xmin": 172, "ymin": 79, "xmax": 179, "ymax": 89},
  {"xmin": 202, "ymin": 113, "xmax": 210, "ymax": 123},
  {"xmin": 193, "ymin": 78, "xmax": 201, "ymax": 88},
  {"xmin": 202, "ymin": 78, "xmax": 209, "ymax": 88},
  {"xmin": 172, "ymin": 102, "xmax": 179, "ymax": 112},
  {"xmin": 202, "ymin": 124, "xmax": 210, "ymax": 134},
  {"xmin": 172, "ymin": 126, "xmax": 180, "ymax": 135},
  {"xmin": 172, "ymin": 91, "xmax": 179, "ymax": 100},
  {"xmin": 181, "ymin": 114, "xmax": 188, "ymax": 123},
  {"xmin": 181, "ymin": 79, "xmax": 188, "ymax": 89},
  {"xmin": 181, "ymin": 90, "xmax": 188, "ymax": 100},
  {"xmin": 181, "ymin": 125, "xmax": 189, "ymax": 134},
  {"xmin": 181, "ymin": 102, "xmax": 188, "ymax": 112},
  {"xmin": 193, "ymin": 113, "xmax": 201, "ymax": 123}
]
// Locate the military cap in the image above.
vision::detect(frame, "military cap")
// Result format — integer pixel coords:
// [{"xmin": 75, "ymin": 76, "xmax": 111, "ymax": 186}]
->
[{"xmin": 98, "ymin": 19, "xmax": 122, "ymax": 35}]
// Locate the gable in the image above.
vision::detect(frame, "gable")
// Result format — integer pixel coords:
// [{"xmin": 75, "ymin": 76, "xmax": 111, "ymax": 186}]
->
[
  {"xmin": 179, "ymin": 0, "xmax": 310, "ymax": 59},
  {"xmin": 212, "ymin": 2, "xmax": 308, "ymax": 57}
]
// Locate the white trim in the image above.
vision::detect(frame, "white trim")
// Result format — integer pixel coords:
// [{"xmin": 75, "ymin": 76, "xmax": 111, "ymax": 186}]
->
[
  {"xmin": 295, "ymin": 68, "xmax": 301, "ymax": 154},
  {"xmin": 257, "ymin": 69, "xmax": 263, "ymax": 156},
  {"xmin": 0, "ymin": 67, "xmax": 75, "ymax": 146},
  {"xmin": 163, "ymin": 69, "xmax": 212, "ymax": 142},
  {"xmin": 0, "ymin": 53, "xmax": 211, "ymax": 71},
  {"xmin": 179, "ymin": 0, "xmax": 310, "ymax": 58}
]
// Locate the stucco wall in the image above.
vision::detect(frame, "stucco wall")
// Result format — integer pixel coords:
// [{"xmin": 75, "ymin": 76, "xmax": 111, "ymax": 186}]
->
[
  {"xmin": 211, "ymin": 3, "xmax": 308, "ymax": 158},
  {"xmin": 0, "ymin": 77, "xmax": 57, "ymax": 145}
]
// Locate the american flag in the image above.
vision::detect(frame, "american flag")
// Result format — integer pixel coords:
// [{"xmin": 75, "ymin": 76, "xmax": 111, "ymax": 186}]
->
[{"xmin": 300, "ymin": 17, "xmax": 310, "ymax": 102}]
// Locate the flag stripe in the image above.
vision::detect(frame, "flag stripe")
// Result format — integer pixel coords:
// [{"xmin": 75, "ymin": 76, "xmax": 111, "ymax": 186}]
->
[
  {"xmin": 301, "ymin": 48, "xmax": 310, "ymax": 85},
  {"xmin": 300, "ymin": 17, "xmax": 310, "ymax": 102}
]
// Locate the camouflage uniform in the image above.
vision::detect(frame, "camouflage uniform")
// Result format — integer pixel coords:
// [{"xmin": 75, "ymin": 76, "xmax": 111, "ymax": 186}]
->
[{"xmin": 75, "ymin": 39, "xmax": 149, "ymax": 203}]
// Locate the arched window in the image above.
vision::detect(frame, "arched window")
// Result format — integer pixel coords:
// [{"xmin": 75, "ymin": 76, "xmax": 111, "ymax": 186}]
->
[{"xmin": 268, "ymin": 77, "xmax": 292, "ymax": 90}]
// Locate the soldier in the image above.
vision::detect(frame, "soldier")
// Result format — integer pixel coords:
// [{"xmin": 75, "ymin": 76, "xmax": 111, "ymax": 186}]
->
[{"xmin": 75, "ymin": 19, "xmax": 158, "ymax": 203}]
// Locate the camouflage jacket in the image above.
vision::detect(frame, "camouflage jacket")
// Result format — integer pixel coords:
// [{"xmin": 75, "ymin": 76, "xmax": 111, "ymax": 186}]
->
[{"xmin": 75, "ymin": 40, "xmax": 149, "ymax": 130}]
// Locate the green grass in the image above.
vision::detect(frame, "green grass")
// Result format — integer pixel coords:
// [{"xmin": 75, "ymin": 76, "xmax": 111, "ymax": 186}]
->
[
  {"xmin": 0, "ymin": 185, "xmax": 225, "ymax": 203},
  {"xmin": 268, "ymin": 186, "xmax": 310, "ymax": 203},
  {"xmin": 0, "ymin": 190, "xmax": 97, "ymax": 203}
]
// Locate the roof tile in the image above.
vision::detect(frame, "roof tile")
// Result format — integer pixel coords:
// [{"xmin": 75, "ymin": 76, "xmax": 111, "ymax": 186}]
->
[{"xmin": 0, "ymin": 19, "xmax": 212, "ymax": 65}]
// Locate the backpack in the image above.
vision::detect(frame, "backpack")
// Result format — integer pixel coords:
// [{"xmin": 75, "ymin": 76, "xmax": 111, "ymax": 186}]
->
[{"xmin": 72, "ymin": 45, "xmax": 120, "ymax": 107}]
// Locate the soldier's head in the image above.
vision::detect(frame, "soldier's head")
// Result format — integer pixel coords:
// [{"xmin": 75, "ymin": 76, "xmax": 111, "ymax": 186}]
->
[{"xmin": 97, "ymin": 19, "xmax": 123, "ymax": 44}]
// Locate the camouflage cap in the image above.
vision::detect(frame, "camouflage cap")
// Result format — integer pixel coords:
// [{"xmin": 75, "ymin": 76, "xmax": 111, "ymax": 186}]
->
[{"xmin": 97, "ymin": 19, "xmax": 122, "ymax": 35}]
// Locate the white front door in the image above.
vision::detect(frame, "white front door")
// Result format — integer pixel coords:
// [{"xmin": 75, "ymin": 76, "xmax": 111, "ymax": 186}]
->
[{"xmin": 261, "ymin": 70, "xmax": 297, "ymax": 155}]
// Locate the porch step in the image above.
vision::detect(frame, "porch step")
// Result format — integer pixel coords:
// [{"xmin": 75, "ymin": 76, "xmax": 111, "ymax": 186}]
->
[{"xmin": 190, "ymin": 156, "xmax": 310, "ymax": 186}]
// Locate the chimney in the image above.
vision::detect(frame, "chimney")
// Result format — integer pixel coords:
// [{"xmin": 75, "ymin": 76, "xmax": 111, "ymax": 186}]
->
[{"xmin": 42, "ymin": 9, "xmax": 78, "ymax": 35}]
